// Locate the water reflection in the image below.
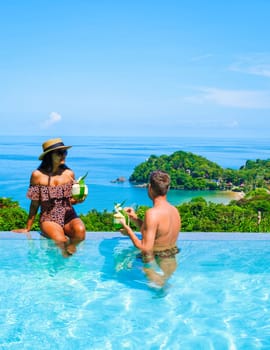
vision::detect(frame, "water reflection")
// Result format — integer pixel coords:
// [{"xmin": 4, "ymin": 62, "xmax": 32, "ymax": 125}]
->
[
  {"xmin": 25, "ymin": 233, "xmax": 82, "ymax": 276},
  {"xmin": 98, "ymin": 236, "xmax": 175, "ymax": 297}
]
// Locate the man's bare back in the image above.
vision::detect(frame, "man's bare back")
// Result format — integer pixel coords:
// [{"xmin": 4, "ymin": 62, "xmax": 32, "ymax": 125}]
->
[
  {"xmin": 119, "ymin": 170, "xmax": 181, "ymax": 286},
  {"xmin": 144, "ymin": 201, "xmax": 181, "ymax": 251}
]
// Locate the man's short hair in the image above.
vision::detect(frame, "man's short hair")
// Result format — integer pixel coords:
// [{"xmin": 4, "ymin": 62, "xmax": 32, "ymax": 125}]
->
[{"xmin": 149, "ymin": 170, "xmax": 170, "ymax": 196}]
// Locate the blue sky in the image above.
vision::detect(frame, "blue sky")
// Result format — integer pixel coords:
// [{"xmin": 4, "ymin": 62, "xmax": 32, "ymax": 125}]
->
[{"xmin": 1, "ymin": 0, "xmax": 270, "ymax": 138}]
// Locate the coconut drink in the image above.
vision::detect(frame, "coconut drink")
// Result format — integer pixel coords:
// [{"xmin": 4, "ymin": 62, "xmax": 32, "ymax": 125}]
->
[
  {"xmin": 72, "ymin": 172, "xmax": 88, "ymax": 201},
  {"xmin": 113, "ymin": 201, "xmax": 127, "ymax": 229},
  {"xmin": 113, "ymin": 212, "xmax": 125, "ymax": 230}
]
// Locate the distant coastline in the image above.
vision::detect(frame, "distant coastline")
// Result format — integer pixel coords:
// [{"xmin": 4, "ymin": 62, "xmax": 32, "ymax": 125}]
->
[
  {"xmin": 134, "ymin": 182, "xmax": 245, "ymax": 201},
  {"xmin": 224, "ymin": 190, "xmax": 245, "ymax": 201},
  {"xmin": 0, "ymin": 135, "xmax": 268, "ymax": 213}
]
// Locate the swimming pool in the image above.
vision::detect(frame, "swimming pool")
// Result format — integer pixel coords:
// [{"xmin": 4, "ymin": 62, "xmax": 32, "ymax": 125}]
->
[{"xmin": 0, "ymin": 232, "xmax": 269, "ymax": 349}]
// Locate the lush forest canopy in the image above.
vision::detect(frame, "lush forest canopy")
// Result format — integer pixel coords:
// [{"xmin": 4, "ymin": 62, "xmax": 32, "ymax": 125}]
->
[
  {"xmin": 1, "ymin": 152, "xmax": 270, "ymax": 233},
  {"xmin": 1, "ymin": 189, "xmax": 269, "ymax": 233},
  {"xmin": 129, "ymin": 151, "xmax": 270, "ymax": 192}
]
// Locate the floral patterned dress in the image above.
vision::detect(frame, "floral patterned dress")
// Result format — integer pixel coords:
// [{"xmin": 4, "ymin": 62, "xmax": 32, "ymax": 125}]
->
[{"xmin": 27, "ymin": 182, "xmax": 78, "ymax": 227}]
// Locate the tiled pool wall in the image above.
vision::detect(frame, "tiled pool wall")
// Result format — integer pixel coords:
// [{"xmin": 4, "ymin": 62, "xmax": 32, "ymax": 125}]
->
[{"xmin": 1, "ymin": 232, "xmax": 270, "ymax": 240}]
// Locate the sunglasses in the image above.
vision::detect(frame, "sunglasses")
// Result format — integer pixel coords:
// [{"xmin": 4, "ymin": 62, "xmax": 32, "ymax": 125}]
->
[{"xmin": 54, "ymin": 150, "xmax": 68, "ymax": 157}]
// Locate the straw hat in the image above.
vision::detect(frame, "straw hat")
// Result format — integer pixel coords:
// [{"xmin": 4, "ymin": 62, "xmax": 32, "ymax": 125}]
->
[{"xmin": 39, "ymin": 138, "xmax": 72, "ymax": 160}]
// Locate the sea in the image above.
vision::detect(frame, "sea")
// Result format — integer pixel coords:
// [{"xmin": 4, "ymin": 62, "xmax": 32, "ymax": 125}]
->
[{"xmin": 1, "ymin": 135, "xmax": 270, "ymax": 215}]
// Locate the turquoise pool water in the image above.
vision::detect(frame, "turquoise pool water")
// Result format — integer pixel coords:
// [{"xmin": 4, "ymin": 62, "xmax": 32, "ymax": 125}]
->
[{"xmin": 0, "ymin": 232, "xmax": 269, "ymax": 349}]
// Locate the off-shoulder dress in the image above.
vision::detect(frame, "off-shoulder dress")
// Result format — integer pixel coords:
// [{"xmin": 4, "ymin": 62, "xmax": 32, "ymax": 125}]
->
[{"xmin": 27, "ymin": 182, "xmax": 78, "ymax": 227}]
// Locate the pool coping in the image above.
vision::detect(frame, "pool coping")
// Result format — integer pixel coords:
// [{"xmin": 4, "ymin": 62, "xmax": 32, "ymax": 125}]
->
[{"xmin": 1, "ymin": 231, "xmax": 270, "ymax": 240}]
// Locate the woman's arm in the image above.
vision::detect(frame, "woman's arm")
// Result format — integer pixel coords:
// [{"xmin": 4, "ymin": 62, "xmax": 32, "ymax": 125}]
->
[
  {"xmin": 13, "ymin": 170, "xmax": 41, "ymax": 233},
  {"xmin": 13, "ymin": 200, "xmax": 40, "ymax": 233}
]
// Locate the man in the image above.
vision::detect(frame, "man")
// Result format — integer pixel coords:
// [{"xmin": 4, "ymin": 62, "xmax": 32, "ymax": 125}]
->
[{"xmin": 120, "ymin": 170, "xmax": 181, "ymax": 286}]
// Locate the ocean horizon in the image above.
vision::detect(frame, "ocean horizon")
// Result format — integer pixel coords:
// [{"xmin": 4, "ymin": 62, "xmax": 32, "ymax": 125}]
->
[{"xmin": 0, "ymin": 135, "xmax": 269, "ymax": 214}]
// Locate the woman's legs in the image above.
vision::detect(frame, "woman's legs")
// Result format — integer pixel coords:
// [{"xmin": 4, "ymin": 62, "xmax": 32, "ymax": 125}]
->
[
  {"xmin": 40, "ymin": 218, "xmax": 85, "ymax": 256},
  {"xmin": 64, "ymin": 218, "xmax": 86, "ymax": 255},
  {"xmin": 40, "ymin": 221, "xmax": 69, "ymax": 255}
]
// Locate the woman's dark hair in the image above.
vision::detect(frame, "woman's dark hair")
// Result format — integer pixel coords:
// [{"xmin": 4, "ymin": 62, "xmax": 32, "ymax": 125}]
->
[
  {"xmin": 149, "ymin": 170, "xmax": 170, "ymax": 196},
  {"xmin": 38, "ymin": 152, "xmax": 69, "ymax": 174}
]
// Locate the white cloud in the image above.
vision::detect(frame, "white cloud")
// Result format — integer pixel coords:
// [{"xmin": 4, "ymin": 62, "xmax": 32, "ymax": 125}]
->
[
  {"xmin": 187, "ymin": 87, "xmax": 270, "ymax": 109},
  {"xmin": 229, "ymin": 54, "xmax": 270, "ymax": 78},
  {"xmin": 41, "ymin": 112, "xmax": 62, "ymax": 129},
  {"xmin": 191, "ymin": 54, "xmax": 213, "ymax": 62},
  {"xmin": 173, "ymin": 117, "xmax": 240, "ymax": 130},
  {"xmin": 225, "ymin": 120, "xmax": 239, "ymax": 128}
]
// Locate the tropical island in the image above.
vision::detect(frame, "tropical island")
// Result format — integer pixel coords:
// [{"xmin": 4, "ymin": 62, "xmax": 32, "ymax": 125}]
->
[
  {"xmin": 129, "ymin": 150, "xmax": 270, "ymax": 193},
  {"xmin": 1, "ymin": 151, "xmax": 270, "ymax": 233}
]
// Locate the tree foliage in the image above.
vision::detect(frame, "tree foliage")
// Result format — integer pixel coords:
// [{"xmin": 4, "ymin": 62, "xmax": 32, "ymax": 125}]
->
[
  {"xmin": 0, "ymin": 197, "xmax": 40, "ymax": 231},
  {"xmin": 3, "ymin": 151, "xmax": 270, "ymax": 233},
  {"xmin": 129, "ymin": 151, "xmax": 270, "ymax": 192},
  {"xmin": 1, "ymin": 192, "xmax": 270, "ymax": 233}
]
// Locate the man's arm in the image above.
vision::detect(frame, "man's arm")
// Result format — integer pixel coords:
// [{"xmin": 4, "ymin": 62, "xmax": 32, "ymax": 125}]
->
[
  {"xmin": 124, "ymin": 207, "xmax": 143, "ymax": 229},
  {"xmin": 121, "ymin": 209, "xmax": 158, "ymax": 253}
]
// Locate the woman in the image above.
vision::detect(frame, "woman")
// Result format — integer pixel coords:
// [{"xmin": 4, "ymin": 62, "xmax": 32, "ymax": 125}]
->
[{"xmin": 13, "ymin": 138, "xmax": 86, "ymax": 256}]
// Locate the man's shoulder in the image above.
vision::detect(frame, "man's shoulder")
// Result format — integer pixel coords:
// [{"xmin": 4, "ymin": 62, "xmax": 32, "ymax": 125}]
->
[{"xmin": 145, "ymin": 206, "xmax": 162, "ymax": 220}]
